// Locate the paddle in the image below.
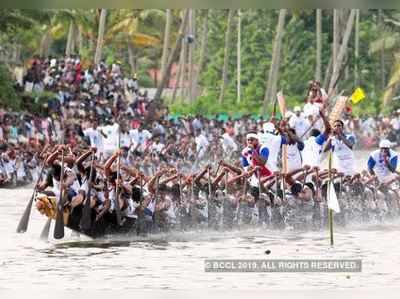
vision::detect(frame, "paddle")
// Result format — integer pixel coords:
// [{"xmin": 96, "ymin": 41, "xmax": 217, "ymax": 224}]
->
[
  {"xmin": 53, "ymin": 145, "xmax": 66, "ymax": 239},
  {"xmin": 257, "ymin": 168, "xmax": 262, "ymax": 200},
  {"xmin": 207, "ymin": 166, "xmax": 212, "ymax": 200},
  {"xmin": 40, "ymin": 218, "xmax": 52, "ymax": 241},
  {"xmin": 16, "ymin": 162, "xmax": 46, "ymax": 233},
  {"xmin": 299, "ymin": 90, "xmax": 344, "ymax": 140},
  {"xmin": 114, "ymin": 124, "xmax": 123, "ymax": 226},
  {"xmin": 79, "ymin": 152, "xmax": 95, "ymax": 232},
  {"xmin": 139, "ymin": 173, "xmax": 144, "ymax": 205}
]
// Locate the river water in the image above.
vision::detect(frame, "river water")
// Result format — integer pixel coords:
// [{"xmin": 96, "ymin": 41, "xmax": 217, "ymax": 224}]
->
[{"xmin": 1, "ymin": 150, "xmax": 400, "ymax": 291}]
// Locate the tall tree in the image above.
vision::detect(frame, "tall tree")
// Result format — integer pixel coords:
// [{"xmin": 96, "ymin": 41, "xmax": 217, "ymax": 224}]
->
[
  {"xmin": 160, "ymin": 9, "xmax": 172, "ymax": 77},
  {"xmin": 354, "ymin": 9, "xmax": 360, "ymax": 86},
  {"xmin": 172, "ymin": 39, "xmax": 185, "ymax": 102},
  {"xmin": 127, "ymin": 41, "xmax": 137, "ymax": 75},
  {"xmin": 155, "ymin": 9, "xmax": 189, "ymax": 100},
  {"xmin": 179, "ymin": 20, "xmax": 188, "ymax": 101},
  {"xmin": 237, "ymin": 9, "xmax": 242, "ymax": 103},
  {"xmin": 218, "ymin": 9, "xmax": 234, "ymax": 104},
  {"xmin": 328, "ymin": 9, "xmax": 356, "ymax": 95},
  {"xmin": 263, "ymin": 9, "xmax": 287, "ymax": 114},
  {"xmin": 331, "ymin": 9, "xmax": 340, "ymax": 94},
  {"xmin": 188, "ymin": 9, "xmax": 196, "ymax": 102},
  {"xmin": 65, "ymin": 22, "xmax": 75, "ymax": 56},
  {"xmin": 192, "ymin": 9, "xmax": 210, "ymax": 101},
  {"xmin": 315, "ymin": 9, "xmax": 322, "ymax": 82},
  {"xmin": 379, "ymin": 9, "xmax": 386, "ymax": 89},
  {"xmin": 94, "ymin": 9, "xmax": 107, "ymax": 65}
]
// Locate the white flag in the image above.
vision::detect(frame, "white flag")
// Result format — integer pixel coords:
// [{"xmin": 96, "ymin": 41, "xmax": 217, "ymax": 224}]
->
[{"xmin": 327, "ymin": 181, "xmax": 340, "ymax": 213}]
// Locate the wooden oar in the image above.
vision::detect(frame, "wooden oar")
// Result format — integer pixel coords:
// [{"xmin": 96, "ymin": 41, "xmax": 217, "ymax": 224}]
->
[
  {"xmin": 16, "ymin": 163, "xmax": 46, "ymax": 233},
  {"xmin": 40, "ymin": 218, "xmax": 52, "ymax": 241},
  {"xmin": 114, "ymin": 129, "xmax": 123, "ymax": 226},
  {"xmin": 80, "ymin": 152, "xmax": 95, "ymax": 232},
  {"xmin": 53, "ymin": 146, "xmax": 66, "ymax": 239},
  {"xmin": 207, "ymin": 167, "xmax": 212, "ymax": 200},
  {"xmin": 140, "ymin": 173, "xmax": 144, "ymax": 204},
  {"xmin": 257, "ymin": 169, "xmax": 262, "ymax": 200}
]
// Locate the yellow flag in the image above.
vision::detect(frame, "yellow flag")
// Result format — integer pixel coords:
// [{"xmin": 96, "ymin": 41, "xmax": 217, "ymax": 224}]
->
[{"xmin": 350, "ymin": 87, "xmax": 366, "ymax": 104}]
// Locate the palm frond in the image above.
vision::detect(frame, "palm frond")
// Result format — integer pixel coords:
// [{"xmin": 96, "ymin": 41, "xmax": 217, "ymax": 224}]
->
[
  {"xmin": 369, "ymin": 33, "xmax": 400, "ymax": 55},
  {"xmin": 383, "ymin": 56, "xmax": 400, "ymax": 106},
  {"xmin": 132, "ymin": 33, "xmax": 160, "ymax": 46},
  {"xmin": 107, "ymin": 17, "xmax": 139, "ymax": 36}
]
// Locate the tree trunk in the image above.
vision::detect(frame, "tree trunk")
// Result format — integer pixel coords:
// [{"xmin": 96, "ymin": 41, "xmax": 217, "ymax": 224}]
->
[
  {"xmin": 237, "ymin": 9, "xmax": 242, "ymax": 103},
  {"xmin": 328, "ymin": 9, "xmax": 356, "ymax": 95},
  {"xmin": 172, "ymin": 41, "xmax": 185, "ymax": 102},
  {"xmin": 323, "ymin": 55, "xmax": 332, "ymax": 90},
  {"xmin": 315, "ymin": 9, "xmax": 322, "ymax": 82},
  {"xmin": 192, "ymin": 9, "xmax": 210, "ymax": 101},
  {"xmin": 331, "ymin": 9, "xmax": 340, "ymax": 94},
  {"xmin": 188, "ymin": 9, "xmax": 196, "ymax": 102},
  {"xmin": 379, "ymin": 9, "xmax": 386, "ymax": 89},
  {"xmin": 218, "ymin": 9, "xmax": 235, "ymax": 104},
  {"xmin": 262, "ymin": 9, "xmax": 287, "ymax": 114},
  {"xmin": 179, "ymin": 24, "xmax": 188, "ymax": 101},
  {"xmin": 77, "ymin": 26, "xmax": 83, "ymax": 55},
  {"xmin": 70, "ymin": 23, "xmax": 76, "ymax": 55},
  {"xmin": 354, "ymin": 9, "xmax": 360, "ymax": 86},
  {"xmin": 161, "ymin": 9, "xmax": 172, "ymax": 77},
  {"xmin": 94, "ymin": 9, "xmax": 107, "ymax": 65},
  {"xmin": 65, "ymin": 22, "xmax": 74, "ymax": 57},
  {"xmin": 128, "ymin": 41, "xmax": 136, "ymax": 75},
  {"xmin": 155, "ymin": 9, "xmax": 189, "ymax": 100},
  {"xmin": 40, "ymin": 30, "xmax": 52, "ymax": 58}
]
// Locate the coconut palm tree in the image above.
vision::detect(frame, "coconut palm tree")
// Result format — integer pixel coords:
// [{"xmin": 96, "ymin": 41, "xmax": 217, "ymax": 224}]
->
[
  {"xmin": 218, "ymin": 9, "xmax": 235, "ymax": 104},
  {"xmin": 262, "ymin": 9, "xmax": 287, "ymax": 115}
]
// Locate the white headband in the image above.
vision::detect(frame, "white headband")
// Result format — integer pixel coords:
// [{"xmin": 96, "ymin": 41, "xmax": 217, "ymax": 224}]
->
[{"xmin": 246, "ymin": 133, "xmax": 259, "ymax": 140}]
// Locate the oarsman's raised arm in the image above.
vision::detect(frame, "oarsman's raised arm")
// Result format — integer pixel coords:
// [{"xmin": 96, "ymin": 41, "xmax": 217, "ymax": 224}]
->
[
  {"xmin": 227, "ymin": 167, "xmax": 257, "ymax": 185},
  {"xmin": 320, "ymin": 109, "xmax": 331, "ymax": 136},
  {"xmin": 160, "ymin": 172, "xmax": 179, "ymax": 186},
  {"xmin": 104, "ymin": 150, "xmax": 119, "ymax": 177},
  {"xmin": 76, "ymin": 148, "xmax": 94, "ymax": 173},
  {"xmin": 194, "ymin": 165, "xmax": 211, "ymax": 185},
  {"xmin": 121, "ymin": 164, "xmax": 140, "ymax": 178},
  {"xmin": 39, "ymin": 143, "xmax": 51, "ymax": 159},
  {"xmin": 148, "ymin": 169, "xmax": 167, "ymax": 194},
  {"xmin": 212, "ymin": 167, "xmax": 228, "ymax": 189},
  {"xmin": 220, "ymin": 160, "xmax": 242, "ymax": 175},
  {"xmin": 45, "ymin": 145, "xmax": 63, "ymax": 166}
]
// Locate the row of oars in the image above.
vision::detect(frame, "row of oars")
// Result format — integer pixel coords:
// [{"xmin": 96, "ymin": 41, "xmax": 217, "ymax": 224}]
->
[{"xmin": 16, "ymin": 123, "xmax": 124, "ymax": 240}]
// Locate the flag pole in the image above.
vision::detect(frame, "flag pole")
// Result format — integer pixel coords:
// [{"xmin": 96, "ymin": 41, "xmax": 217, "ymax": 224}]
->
[{"xmin": 328, "ymin": 149, "xmax": 334, "ymax": 246}]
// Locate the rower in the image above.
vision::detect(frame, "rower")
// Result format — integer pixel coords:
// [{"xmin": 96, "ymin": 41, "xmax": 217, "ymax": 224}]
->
[
  {"xmin": 325, "ymin": 119, "xmax": 356, "ymax": 177},
  {"xmin": 240, "ymin": 133, "xmax": 272, "ymax": 202},
  {"xmin": 286, "ymin": 128, "xmax": 305, "ymax": 172},
  {"xmin": 367, "ymin": 139, "xmax": 398, "ymax": 184},
  {"xmin": 283, "ymin": 166, "xmax": 317, "ymax": 230},
  {"xmin": 302, "ymin": 109, "xmax": 331, "ymax": 169},
  {"xmin": 258, "ymin": 122, "xmax": 287, "ymax": 173},
  {"xmin": 367, "ymin": 139, "xmax": 400, "ymax": 218}
]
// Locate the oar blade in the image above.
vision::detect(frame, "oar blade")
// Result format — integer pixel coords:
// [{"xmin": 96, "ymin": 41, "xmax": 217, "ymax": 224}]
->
[
  {"xmin": 40, "ymin": 218, "xmax": 51, "ymax": 241},
  {"xmin": 114, "ymin": 199, "xmax": 122, "ymax": 226},
  {"xmin": 80, "ymin": 199, "xmax": 92, "ymax": 232},
  {"xmin": 53, "ymin": 209, "xmax": 65, "ymax": 239},
  {"xmin": 16, "ymin": 196, "xmax": 34, "ymax": 233}
]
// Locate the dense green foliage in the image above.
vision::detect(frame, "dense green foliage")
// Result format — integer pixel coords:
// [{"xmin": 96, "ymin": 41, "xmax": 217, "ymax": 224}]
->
[
  {"xmin": 0, "ymin": 64, "xmax": 20, "ymax": 110},
  {"xmin": 1, "ymin": 9, "xmax": 400, "ymax": 116}
]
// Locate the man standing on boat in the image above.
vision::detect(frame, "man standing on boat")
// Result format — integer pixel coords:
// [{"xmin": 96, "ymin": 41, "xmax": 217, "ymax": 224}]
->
[{"xmin": 325, "ymin": 119, "xmax": 356, "ymax": 177}]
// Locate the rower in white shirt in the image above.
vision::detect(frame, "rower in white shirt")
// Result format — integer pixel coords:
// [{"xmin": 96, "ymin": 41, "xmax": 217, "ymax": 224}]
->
[{"xmin": 325, "ymin": 119, "xmax": 356, "ymax": 177}]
